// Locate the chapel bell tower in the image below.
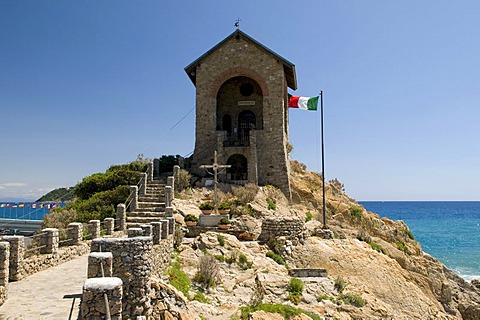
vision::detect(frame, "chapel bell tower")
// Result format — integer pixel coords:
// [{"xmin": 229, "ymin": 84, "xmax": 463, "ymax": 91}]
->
[{"xmin": 185, "ymin": 30, "xmax": 297, "ymax": 197}]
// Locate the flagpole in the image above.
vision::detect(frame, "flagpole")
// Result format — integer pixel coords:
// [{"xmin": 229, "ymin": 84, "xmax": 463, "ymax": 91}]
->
[{"xmin": 320, "ymin": 91, "xmax": 327, "ymax": 228}]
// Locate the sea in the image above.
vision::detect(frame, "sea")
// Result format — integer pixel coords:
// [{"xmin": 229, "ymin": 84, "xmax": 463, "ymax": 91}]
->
[
  {"xmin": 0, "ymin": 202, "xmax": 66, "ymax": 221},
  {"xmin": 360, "ymin": 201, "xmax": 480, "ymax": 282}
]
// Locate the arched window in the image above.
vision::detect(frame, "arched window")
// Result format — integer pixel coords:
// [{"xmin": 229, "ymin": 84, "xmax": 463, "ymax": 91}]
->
[
  {"xmin": 227, "ymin": 154, "xmax": 248, "ymax": 181},
  {"xmin": 238, "ymin": 110, "xmax": 256, "ymax": 142}
]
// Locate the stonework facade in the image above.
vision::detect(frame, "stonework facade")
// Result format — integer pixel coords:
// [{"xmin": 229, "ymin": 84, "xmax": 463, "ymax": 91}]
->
[{"xmin": 185, "ymin": 30, "xmax": 297, "ymax": 198}]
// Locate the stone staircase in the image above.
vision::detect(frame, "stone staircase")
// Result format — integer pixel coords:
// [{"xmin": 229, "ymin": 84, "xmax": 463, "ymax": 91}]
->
[{"xmin": 126, "ymin": 178, "xmax": 167, "ymax": 228}]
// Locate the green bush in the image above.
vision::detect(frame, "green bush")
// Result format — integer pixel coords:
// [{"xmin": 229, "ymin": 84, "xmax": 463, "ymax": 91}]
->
[
  {"xmin": 339, "ymin": 293, "xmax": 366, "ymax": 307},
  {"xmin": 305, "ymin": 211, "xmax": 313, "ymax": 222},
  {"xmin": 266, "ymin": 251, "xmax": 286, "ymax": 265},
  {"xmin": 176, "ymin": 169, "xmax": 191, "ymax": 191},
  {"xmin": 349, "ymin": 205, "xmax": 363, "ymax": 221},
  {"xmin": 219, "ymin": 217, "xmax": 230, "ymax": 225},
  {"xmin": 317, "ymin": 294, "xmax": 336, "ymax": 303},
  {"xmin": 75, "ymin": 169, "xmax": 142, "ymax": 200},
  {"xmin": 232, "ymin": 183, "xmax": 259, "ymax": 205},
  {"xmin": 334, "ymin": 276, "xmax": 348, "ymax": 293},
  {"xmin": 167, "ymin": 261, "xmax": 191, "ymax": 298},
  {"xmin": 194, "ymin": 255, "xmax": 220, "ymax": 289},
  {"xmin": 288, "ymin": 278, "xmax": 304, "ymax": 305},
  {"xmin": 199, "ymin": 202, "xmax": 214, "ymax": 210},
  {"xmin": 217, "ymin": 234, "xmax": 225, "ymax": 246},
  {"xmin": 396, "ymin": 241, "xmax": 411, "ymax": 254},
  {"xmin": 185, "ymin": 214, "xmax": 198, "ymax": 222},
  {"xmin": 237, "ymin": 253, "xmax": 253, "ymax": 270},
  {"xmin": 266, "ymin": 197, "xmax": 276, "ymax": 210},
  {"xmin": 192, "ymin": 291, "xmax": 211, "ymax": 303},
  {"xmin": 214, "ymin": 254, "xmax": 225, "ymax": 262},
  {"xmin": 404, "ymin": 228, "xmax": 415, "ymax": 240},
  {"xmin": 238, "ymin": 303, "xmax": 321, "ymax": 320}
]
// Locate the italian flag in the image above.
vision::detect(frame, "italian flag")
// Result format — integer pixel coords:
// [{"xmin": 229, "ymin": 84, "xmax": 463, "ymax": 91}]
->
[{"xmin": 288, "ymin": 96, "xmax": 319, "ymax": 111}]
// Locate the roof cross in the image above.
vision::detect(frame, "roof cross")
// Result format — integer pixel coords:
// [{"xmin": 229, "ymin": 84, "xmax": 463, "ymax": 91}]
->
[{"xmin": 234, "ymin": 18, "xmax": 242, "ymax": 29}]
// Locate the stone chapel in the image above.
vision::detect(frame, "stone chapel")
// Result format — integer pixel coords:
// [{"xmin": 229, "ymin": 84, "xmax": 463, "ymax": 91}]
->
[{"xmin": 185, "ymin": 30, "xmax": 297, "ymax": 198}]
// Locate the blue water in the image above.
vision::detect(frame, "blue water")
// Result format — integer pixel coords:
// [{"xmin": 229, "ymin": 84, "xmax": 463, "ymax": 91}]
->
[
  {"xmin": 0, "ymin": 202, "xmax": 66, "ymax": 221},
  {"xmin": 360, "ymin": 201, "xmax": 480, "ymax": 281}
]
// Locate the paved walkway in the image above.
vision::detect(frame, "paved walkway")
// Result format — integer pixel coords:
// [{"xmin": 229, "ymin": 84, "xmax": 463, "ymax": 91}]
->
[{"xmin": 0, "ymin": 254, "xmax": 88, "ymax": 320}]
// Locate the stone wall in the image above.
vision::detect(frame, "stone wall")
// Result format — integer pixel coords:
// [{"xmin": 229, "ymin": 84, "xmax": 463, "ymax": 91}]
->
[
  {"xmin": 258, "ymin": 217, "xmax": 305, "ymax": 244},
  {"xmin": 91, "ymin": 237, "xmax": 154, "ymax": 319}
]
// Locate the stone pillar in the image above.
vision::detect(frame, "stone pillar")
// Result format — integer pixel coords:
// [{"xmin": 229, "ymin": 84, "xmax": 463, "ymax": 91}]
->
[
  {"xmin": 127, "ymin": 228, "xmax": 143, "ymax": 238},
  {"xmin": 91, "ymin": 237, "xmax": 153, "ymax": 318},
  {"xmin": 68, "ymin": 222, "xmax": 83, "ymax": 245},
  {"xmin": 166, "ymin": 217, "xmax": 175, "ymax": 235},
  {"xmin": 139, "ymin": 173, "xmax": 147, "ymax": 196},
  {"xmin": 89, "ymin": 220, "xmax": 101, "ymax": 240},
  {"xmin": 2, "ymin": 236, "xmax": 24, "ymax": 281},
  {"xmin": 165, "ymin": 186, "xmax": 172, "ymax": 207},
  {"xmin": 140, "ymin": 224, "xmax": 152, "ymax": 237},
  {"xmin": 160, "ymin": 219, "xmax": 169, "ymax": 239},
  {"xmin": 88, "ymin": 252, "xmax": 113, "ymax": 278},
  {"xmin": 41, "ymin": 228, "xmax": 59, "ymax": 254},
  {"xmin": 173, "ymin": 165, "xmax": 180, "ymax": 192},
  {"xmin": 147, "ymin": 162, "xmax": 154, "ymax": 181},
  {"xmin": 116, "ymin": 204, "xmax": 126, "ymax": 232},
  {"xmin": 0, "ymin": 242, "xmax": 9, "ymax": 305},
  {"xmin": 151, "ymin": 222, "xmax": 162, "ymax": 245},
  {"xmin": 165, "ymin": 206, "xmax": 174, "ymax": 217},
  {"xmin": 130, "ymin": 186, "xmax": 138, "ymax": 212},
  {"xmin": 81, "ymin": 277, "xmax": 123, "ymax": 320},
  {"xmin": 104, "ymin": 218, "xmax": 115, "ymax": 236},
  {"xmin": 167, "ymin": 176, "xmax": 175, "ymax": 199}
]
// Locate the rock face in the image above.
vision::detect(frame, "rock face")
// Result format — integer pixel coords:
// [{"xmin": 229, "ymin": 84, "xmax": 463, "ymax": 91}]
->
[{"xmin": 169, "ymin": 165, "xmax": 480, "ymax": 320}]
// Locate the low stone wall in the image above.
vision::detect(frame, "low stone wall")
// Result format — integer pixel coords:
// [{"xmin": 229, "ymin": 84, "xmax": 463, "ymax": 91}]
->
[
  {"xmin": 22, "ymin": 243, "xmax": 90, "ymax": 278},
  {"xmin": 257, "ymin": 217, "xmax": 306, "ymax": 243},
  {"xmin": 0, "ymin": 242, "xmax": 9, "ymax": 306},
  {"xmin": 289, "ymin": 268, "xmax": 328, "ymax": 278}
]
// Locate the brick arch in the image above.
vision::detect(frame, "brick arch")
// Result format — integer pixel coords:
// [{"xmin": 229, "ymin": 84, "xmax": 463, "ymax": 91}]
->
[{"xmin": 209, "ymin": 67, "xmax": 270, "ymax": 98}]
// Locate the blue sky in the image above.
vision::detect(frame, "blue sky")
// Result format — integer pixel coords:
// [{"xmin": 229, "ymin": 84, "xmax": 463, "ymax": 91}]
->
[{"xmin": 1, "ymin": 1, "xmax": 479, "ymax": 201}]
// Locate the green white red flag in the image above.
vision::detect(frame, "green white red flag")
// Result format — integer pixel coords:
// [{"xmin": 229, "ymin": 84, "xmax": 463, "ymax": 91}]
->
[{"xmin": 288, "ymin": 96, "xmax": 319, "ymax": 111}]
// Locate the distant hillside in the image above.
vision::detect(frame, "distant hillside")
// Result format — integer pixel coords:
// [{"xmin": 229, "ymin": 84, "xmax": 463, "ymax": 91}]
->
[{"xmin": 36, "ymin": 187, "xmax": 75, "ymax": 202}]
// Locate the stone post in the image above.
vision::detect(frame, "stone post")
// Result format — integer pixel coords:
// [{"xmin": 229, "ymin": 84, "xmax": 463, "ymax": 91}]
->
[
  {"xmin": 160, "ymin": 219, "xmax": 169, "ymax": 239},
  {"xmin": 140, "ymin": 224, "xmax": 152, "ymax": 237},
  {"xmin": 127, "ymin": 228, "xmax": 143, "ymax": 238},
  {"xmin": 166, "ymin": 217, "xmax": 175, "ymax": 235},
  {"xmin": 116, "ymin": 204, "xmax": 126, "ymax": 233},
  {"xmin": 104, "ymin": 218, "xmax": 115, "ymax": 236},
  {"xmin": 0, "ymin": 242, "xmax": 9, "ymax": 305},
  {"xmin": 147, "ymin": 162, "xmax": 154, "ymax": 182},
  {"xmin": 89, "ymin": 220, "xmax": 101, "ymax": 240},
  {"xmin": 68, "ymin": 222, "xmax": 83, "ymax": 245},
  {"xmin": 41, "ymin": 228, "xmax": 59, "ymax": 254},
  {"xmin": 151, "ymin": 222, "xmax": 162, "ymax": 245},
  {"xmin": 165, "ymin": 206, "xmax": 174, "ymax": 217},
  {"xmin": 165, "ymin": 186, "xmax": 172, "ymax": 208},
  {"xmin": 139, "ymin": 173, "xmax": 147, "ymax": 196},
  {"xmin": 91, "ymin": 237, "xmax": 153, "ymax": 318},
  {"xmin": 129, "ymin": 186, "xmax": 138, "ymax": 212},
  {"xmin": 173, "ymin": 165, "xmax": 180, "ymax": 192},
  {"xmin": 167, "ymin": 176, "xmax": 175, "ymax": 199},
  {"xmin": 81, "ymin": 277, "xmax": 123, "ymax": 320},
  {"xmin": 88, "ymin": 252, "xmax": 113, "ymax": 278},
  {"xmin": 2, "ymin": 236, "xmax": 24, "ymax": 281}
]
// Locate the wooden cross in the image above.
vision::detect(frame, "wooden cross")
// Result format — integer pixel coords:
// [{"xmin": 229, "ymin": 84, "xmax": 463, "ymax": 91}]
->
[
  {"xmin": 200, "ymin": 150, "xmax": 232, "ymax": 211},
  {"xmin": 200, "ymin": 151, "xmax": 231, "ymax": 211}
]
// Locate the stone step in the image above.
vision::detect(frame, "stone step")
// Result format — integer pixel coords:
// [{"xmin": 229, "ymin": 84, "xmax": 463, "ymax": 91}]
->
[
  {"xmin": 139, "ymin": 197, "xmax": 165, "ymax": 203},
  {"xmin": 128, "ymin": 211, "xmax": 165, "ymax": 217},
  {"xmin": 137, "ymin": 201, "xmax": 165, "ymax": 208},
  {"xmin": 126, "ymin": 216, "xmax": 166, "ymax": 224}
]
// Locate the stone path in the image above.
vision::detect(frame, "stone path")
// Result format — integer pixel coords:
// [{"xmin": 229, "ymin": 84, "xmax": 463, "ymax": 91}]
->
[{"xmin": 0, "ymin": 253, "xmax": 88, "ymax": 320}]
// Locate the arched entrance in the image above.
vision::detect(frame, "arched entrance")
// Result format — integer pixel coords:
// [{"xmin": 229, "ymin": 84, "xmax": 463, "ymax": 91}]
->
[
  {"xmin": 227, "ymin": 154, "xmax": 248, "ymax": 181},
  {"xmin": 222, "ymin": 114, "xmax": 232, "ymax": 137}
]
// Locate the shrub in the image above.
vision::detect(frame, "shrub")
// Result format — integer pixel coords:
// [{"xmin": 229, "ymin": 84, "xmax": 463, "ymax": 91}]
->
[
  {"xmin": 238, "ymin": 303, "xmax": 322, "ymax": 320},
  {"xmin": 218, "ymin": 201, "xmax": 231, "ymax": 210},
  {"xmin": 75, "ymin": 169, "xmax": 142, "ymax": 200},
  {"xmin": 167, "ymin": 261, "xmax": 191, "ymax": 298},
  {"xmin": 305, "ymin": 211, "xmax": 313, "ymax": 222},
  {"xmin": 317, "ymin": 295, "xmax": 336, "ymax": 303},
  {"xmin": 232, "ymin": 183, "xmax": 259, "ymax": 205},
  {"xmin": 219, "ymin": 217, "xmax": 230, "ymax": 225},
  {"xmin": 349, "ymin": 205, "xmax": 363, "ymax": 221},
  {"xmin": 184, "ymin": 214, "xmax": 198, "ymax": 222},
  {"xmin": 404, "ymin": 228, "xmax": 415, "ymax": 240},
  {"xmin": 334, "ymin": 276, "xmax": 348, "ymax": 293},
  {"xmin": 194, "ymin": 255, "xmax": 220, "ymax": 288},
  {"xmin": 288, "ymin": 277, "xmax": 304, "ymax": 304},
  {"xmin": 357, "ymin": 231, "xmax": 386, "ymax": 254},
  {"xmin": 290, "ymin": 160, "xmax": 306, "ymax": 173},
  {"xmin": 237, "ymin": 253, "xmax": 253, "ymax": 270},
  {"xmin": 176, "ymin": 169, "xmax": 191, "ymax": 191},
  {"xmin": 192, "ymin": 291, "xmax": 211, "ymax": 304},
  {"xmin": 339, "ymin": 293, "xmax": 366, "ymax": 307},
  {"xmin": 217, "ymin": 234, "xmax": 225, "ymax": 246},
  {"xmin": 266, "ymin": 197, "xmax": 276, "ymax": 210},
  {"xmin": 214, "ymin": 254, "xmax": 225, "ymax": 262},
  {"xmin": 174, "ymin": 227, "xmax": 184, "ymax": 249},
  {"xmin": 266, "ymin": 251, "xmax": 286, "ymax": 265},
  {"xmin": 396, "ymin": 241, "xmax": 411, "ymax": 254},
  {"xmin": 199, "ymin": 202, "xmax": 214, "ymax": 210}
]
